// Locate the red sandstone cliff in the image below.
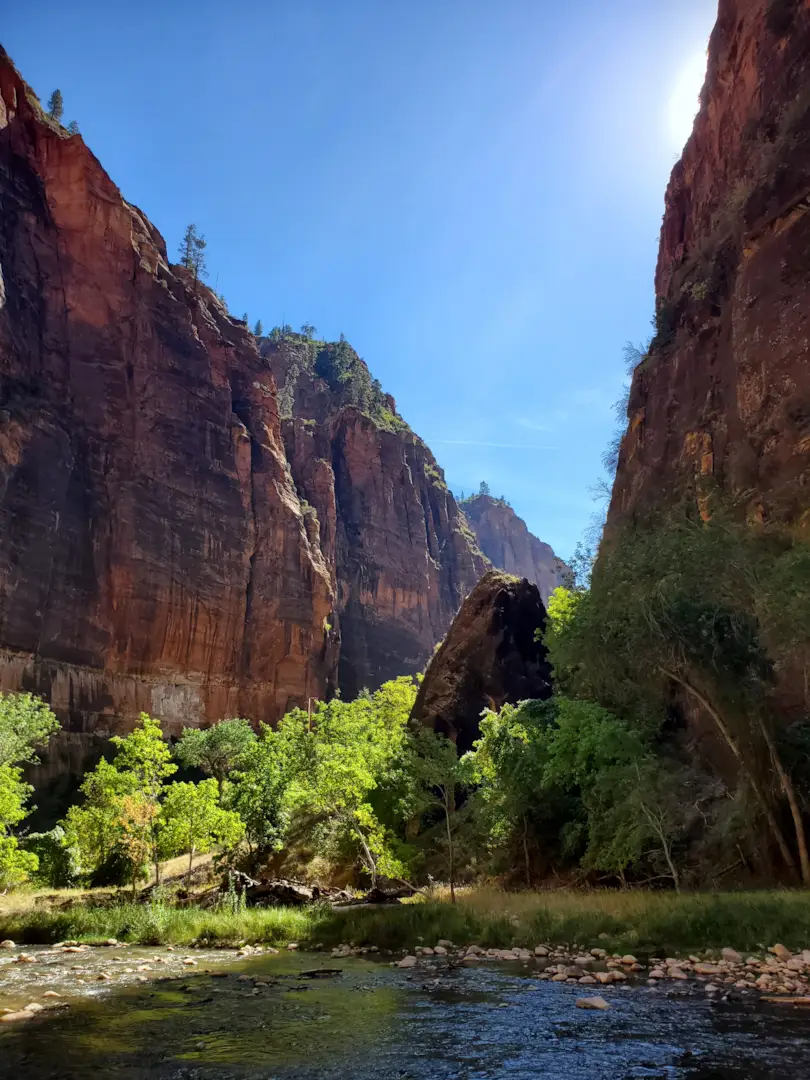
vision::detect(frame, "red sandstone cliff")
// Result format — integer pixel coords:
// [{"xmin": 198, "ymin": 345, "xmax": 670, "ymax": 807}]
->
[
  {"xmin": 261, "ymin": 339, "xmax": 487, "ymax": 697},
  {"xmin": 0, "ymin": 48, "xmax": 488, "ymax": 775},
  {"xmin": 0, "ymin": 51, "xmax": 337, "ymax": 773},
  {"xmin": 459, "ymin": 494, "xmax": 569, "ymax": 604},
  {"xmin": 609, "ymin": 0, "xmax": 810, "ymax": 532}
]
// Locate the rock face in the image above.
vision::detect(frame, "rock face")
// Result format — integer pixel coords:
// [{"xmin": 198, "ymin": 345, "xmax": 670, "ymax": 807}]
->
[
  {"xmin": 261, "ymin": 339, "xmax": 487, "ymax": 698},
  {"xmin": 0, "ymin": 48, "xmax": 488, "ymax": 781},
  {"xmin": 411, "ymin": 571, "xmax": 553, "ymax": 752},
  {"xmin": 460, "ymin": 494, "xmax": 569, "ymax": 604},
  {"xmin": 609, "ymin": 0, "xmax": 810, "ymax": 534},
  {"xmin": 0, "ymin": 51, "xmax": 338, "ymax": 774}
]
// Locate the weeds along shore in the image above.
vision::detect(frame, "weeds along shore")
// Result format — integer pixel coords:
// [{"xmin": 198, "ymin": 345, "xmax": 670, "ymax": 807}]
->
[{"xmin": 3, "ymin": 888, "xmax": 810, "ymax": 956}]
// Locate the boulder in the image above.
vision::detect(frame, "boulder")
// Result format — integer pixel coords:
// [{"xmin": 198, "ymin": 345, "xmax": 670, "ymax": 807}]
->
[
  {"xmin": 576, "ymin": 996, "xmax": 611, "ymax": 1010},
  {"xmin": 411, "ymin": 571, "xmax": 552, "ymax": 751}
]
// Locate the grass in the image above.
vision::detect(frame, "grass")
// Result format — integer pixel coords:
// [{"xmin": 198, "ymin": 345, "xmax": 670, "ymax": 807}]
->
[{"xmin": 2, "ymin": 887, "xmax": 810, "ymax": 954}]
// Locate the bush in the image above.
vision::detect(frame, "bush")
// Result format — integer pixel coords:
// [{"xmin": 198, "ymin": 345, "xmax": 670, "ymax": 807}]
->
[{"xmin": 22, "ymin": 826, "xmax": 80, "ymax": 888}]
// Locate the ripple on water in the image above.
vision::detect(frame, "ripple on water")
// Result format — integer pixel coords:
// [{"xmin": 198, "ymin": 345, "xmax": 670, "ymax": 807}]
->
[{"xmin": 2, "ymin": 952, "xmax": 810, "ymax": 1079}]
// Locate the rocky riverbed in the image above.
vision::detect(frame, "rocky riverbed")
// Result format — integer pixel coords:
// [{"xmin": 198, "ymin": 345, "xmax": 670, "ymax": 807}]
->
[{"xmin": 3, "ymin": 938, "xmax": 810, "ymax": 1077}]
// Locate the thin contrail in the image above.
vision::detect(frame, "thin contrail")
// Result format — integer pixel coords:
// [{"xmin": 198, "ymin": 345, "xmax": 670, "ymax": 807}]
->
[{"xmin": 430, "ymin": 439, "xmax": 558, "ymax": 450}]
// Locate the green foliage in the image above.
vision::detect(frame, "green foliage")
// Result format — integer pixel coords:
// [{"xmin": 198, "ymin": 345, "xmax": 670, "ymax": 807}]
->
[
  {"xmin": 175, "ymin": 719, "xmax": 256, "ymax": 790},
  {"xmin": 313, "ymin": 340, "xmax": 408, "ymax": 432},
  {"xmin": 178, "ymin": 223, "xmax": 207, "ymax": 281},
  {"xmin": 47, "ymin": 88, "xmax": 63, "ymax": 122},
  {"xmin": 22, "ymin": 825, "xmax": 81, "ymax": 888},
  {"xmin": 300, "ymin": 323, "xmax": 317, "ymax": 339},
  {"xmin": 253, "ymin": 319, "xmax": 263, "ymax": 336},
  {"xmin": 0, "ymin": 764, "xmax": 39, "ymax": 888},
  {"xmin": 478, "ymin": 480, "xmax": 490, "ymax": 496},
  {"xmin": 160, "ymin": 779, "xmax": 243, "ymax": 872},
  {"xmin": 0, "ymin": 691, "xmax": 60, "ymax": 767},
  {"xmin": 277, "ymin": 677, "xmax": 419, "ymax": 884},
  {"xmin": 409, "ymin": 728, "xmax": 469, "ymax": 900},
  {"xmin": 0, "ymin": 695, "xmax": 59, "ymax": 888},
  {"xmin": 66, "ymin": 120, "xmax": 79, "ymax": 135},
  {"xmin": 227, "ymin": 734, "xmax": 292, "ymax": 864},
  {"xmin": 545, "ymin": 510, "xmax": 810, "ymax": 885}
]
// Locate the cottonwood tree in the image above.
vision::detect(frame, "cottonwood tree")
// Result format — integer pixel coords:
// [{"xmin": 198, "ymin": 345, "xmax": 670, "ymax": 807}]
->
[
  {"xmin": 0, "ymin": 693, "xmax": 59, "ymax": 888},
  {"xmin": 160, "ymin": 779, "xmax": 243, "ymax": 873},
  {"xmin": 410, "ymin": 727, "xmax": 467, "ymax": 902},
  {"xmin": 175, "ymin": 719, "xmax": 256, "ymax": 795},
  {"xmin": 545, "ymin": 511, "xmax": 810, "ymax": 885}
]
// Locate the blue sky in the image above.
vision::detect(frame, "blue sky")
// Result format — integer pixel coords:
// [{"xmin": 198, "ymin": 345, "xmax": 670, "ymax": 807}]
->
[{"xmin": 6, "ymin": 0, "xmax": 717, "ymax": 560}]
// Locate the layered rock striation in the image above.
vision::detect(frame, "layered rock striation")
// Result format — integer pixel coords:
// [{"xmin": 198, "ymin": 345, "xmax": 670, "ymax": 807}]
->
[
  {"xmin": 0, "ymin": 51, "xmax": 338, "ymax": 770},
  {"xmin": 609, "ymin": 0, "xmax": 810, "ymax": 532},
  {"xmin": 411, "ymin": 570, "xmax": 553, "ymax": 752},
  {"xmin": 460, "ymin": 494, "xmax": 568, "ymax": 604},
  {"xmin": 261, "ymin": 338, "xmax": 487, "ymax": 698}
]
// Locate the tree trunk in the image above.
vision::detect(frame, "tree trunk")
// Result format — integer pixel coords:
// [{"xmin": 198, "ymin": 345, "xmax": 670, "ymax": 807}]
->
[
  {"xmin": 188, "ymin": 846, "xmax": 195, "ymax": 876},
  {"xmin": 444, "ymin": 793, "xmax": 455, "ymax": 904},
  {"xmin": 661, "ymin": 667, "xmax": 797, "ymax": 873},
  {"xmin": 522, "ymin": 815, "xmax": 532, "ymax": 889},
  {"xmin": 756, "ymin": 713, "xmax": 810, "ymax": 886}
]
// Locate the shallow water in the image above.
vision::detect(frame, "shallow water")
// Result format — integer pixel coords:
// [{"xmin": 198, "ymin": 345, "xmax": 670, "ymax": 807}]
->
[{"xmin": 3, "ymin": 948, "xmax": 810, "ymax": 1079}]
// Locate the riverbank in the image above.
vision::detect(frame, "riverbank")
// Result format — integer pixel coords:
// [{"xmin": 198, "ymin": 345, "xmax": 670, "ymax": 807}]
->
[{"xmin": 2, "ymin": 888, "xmax": 810, "ymax": 956}]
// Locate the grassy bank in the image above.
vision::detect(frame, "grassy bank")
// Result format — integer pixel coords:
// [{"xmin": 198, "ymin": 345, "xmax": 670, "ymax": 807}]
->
[{"xmin": 2, "ymin": 888, "xmax": 810, "ymax": 955}]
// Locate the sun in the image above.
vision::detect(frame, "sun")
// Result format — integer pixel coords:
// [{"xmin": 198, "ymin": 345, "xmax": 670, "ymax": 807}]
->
[{"xmin": 667, "ymin": 51, "xmax": 708, "ymax": 150}]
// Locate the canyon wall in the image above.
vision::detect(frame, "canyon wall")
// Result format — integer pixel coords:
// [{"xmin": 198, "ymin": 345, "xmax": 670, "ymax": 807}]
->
[
  {"xmin": 460, "ymin": 493, "xmax": 568, "ymax": 604},
  {"xmin": 609, "ymin": 0, "xmax": 810, "ymax": 533},
  {"xmin": 0, "ymin": 48, "xmax": 488, "ymax": 781},
  {"xmin": 261, "ymin": 339, "xmax": 487, "ymax": 698}
]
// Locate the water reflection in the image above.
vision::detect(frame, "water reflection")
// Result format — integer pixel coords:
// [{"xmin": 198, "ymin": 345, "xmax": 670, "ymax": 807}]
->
[{"xmin": 3, "ymin": 951, "xmax": 810, "ymax": 1079}]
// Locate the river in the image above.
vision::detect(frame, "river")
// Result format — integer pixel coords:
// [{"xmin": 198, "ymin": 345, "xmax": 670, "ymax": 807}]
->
[{"xmin": 3, "ymin": 945, "xmax": 810, "ymax": 1078}]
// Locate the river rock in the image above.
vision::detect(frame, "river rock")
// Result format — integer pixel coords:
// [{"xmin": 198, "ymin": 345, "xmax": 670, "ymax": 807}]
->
[
  {"xmin": 787, "ymin": 958, "xmax": 805, "ymax": 972},
  {"xmin": 0, "ymin": 940, "xmax": 15, "ymax": 949},
  {"xmin": 0, "ymin": 1011, "xmax": 33, "ymax": 1023},
  {"xmin": 621, "ymin": 955, "xmax": 637, "ymax": 965},
  {"xmin": 397, "ymin": 955, "xmax": 417, "ymax": 968},
  {"xmin": 23, "ymin": 1002, "xmax": 44, "ymax": 1013},
  {"xmin": 42, "ymin": 991, "xmax": 61, "ymax": 998},
  {"xmin": 434, "ymin": 946, "xmax": 447, "ymax": 956},
  {"xmin": 770, "ymin": 945, "xmax": 792, "ymax": 961},
  {"xmin": 576, "ymin": 996, "xmax": 610, "ymax": 1010},
  {"xmin": 437, "ymin": 939, "xmax": 453, "ymax": 949},
  {"xmin": 534, "ymin": 945, "xmax": 549, "ymax": 957},
  {"xmin": 721, "ymin": 948, "xmax": 743, "ymax": 963}
]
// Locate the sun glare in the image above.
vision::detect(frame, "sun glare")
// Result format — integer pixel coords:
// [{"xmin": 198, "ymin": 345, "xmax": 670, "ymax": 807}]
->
[{"xmin": 667, "ymin": 51, "xmax": 707, "ymax": 150}]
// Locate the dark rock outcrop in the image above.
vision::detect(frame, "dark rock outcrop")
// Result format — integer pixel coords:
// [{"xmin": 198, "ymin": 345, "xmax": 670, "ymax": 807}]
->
[
  {"xmin": 460, "ymin": 494, "xmax": 569, "ymax": 604},
  {"xmin": 410, "ymin": 571, "xmax": 553, "ymax": 752},
  {"xmin": 609, "ymin": 0, "xmax": 810, "ymax": 535}
]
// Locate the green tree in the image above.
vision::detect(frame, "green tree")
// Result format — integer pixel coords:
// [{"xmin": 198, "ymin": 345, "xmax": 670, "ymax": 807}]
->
[
  {"xmin": 282, "ymin": 678, "xmax": 418, "ymax": 886},
  {"xmin": 111, "ymin": 714, "xmax": 177, "ymax": 885},
  {"xmin": 253, "ymin": 319, "xmax": 264, "ymax": 337},
  {"xmin": 0, "ymin": 764, "xmax": 39, "ymax": 888},
  {"xmin": 47, "ymin": 89, "xmax": 63, "ymax": 122},
  {"xmin": 300, "ymin": 323, "xmax": 317, "ymax": 339},
  {"xmin": 478, "ymin": 481, "xmax": 490, "ymax": 496},
  {"xmin": 0, "ymin": 691, "xmax": 60, "ymax": 767},
  {"xmin": 228, "ymin": 733, "xmax": 292, "ymax": 868},
  {"xmin": 175, "ymin": 719, "xmax": 256, "ymax": 794},
  {"xmin": 465, "ymin": 700, "xmax": 565, "ymax": 886},
  {"xmin": 62, "ymin": 758, "xmax": 138, "ymax": 887},
  {"xmin": 410, "ymin": 728, "xmax": 468, "ymax": 902},
  {"xmin": 545, "ymin": 512, "xmax": 810, "ymax": 885},
  {"xmin": 178, "ymin": 224, "xmax": 207, "ymax": 283},
  {"xmin": 160, "ymin": 779, "xmax": 244, "ymax": 873},
  {"xmin": 66, "ymin": 120, "xmax": 79, "ymax": 135}
]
